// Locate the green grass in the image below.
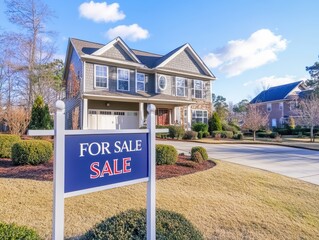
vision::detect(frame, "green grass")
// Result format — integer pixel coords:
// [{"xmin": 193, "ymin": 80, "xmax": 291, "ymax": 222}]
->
[{"xmin": 0, "ymin": 161, "xmax": 319, "ymax": 239}]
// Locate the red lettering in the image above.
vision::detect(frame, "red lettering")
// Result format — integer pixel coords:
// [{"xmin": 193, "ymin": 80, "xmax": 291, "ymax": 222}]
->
[
  {"xmin": 100, "ymin": 160, "xmax": 113, "ymax": 177},
  {"xmin": 90, "ymin": 162, "xmax": 100, "ymax": 179},
  {"xmin": 113, "ymin": 159, "xmax": 123, "ymax": 175},
  {"xmin": 123, "ymin": 157, "xmax": 131, "ymax": 173}
]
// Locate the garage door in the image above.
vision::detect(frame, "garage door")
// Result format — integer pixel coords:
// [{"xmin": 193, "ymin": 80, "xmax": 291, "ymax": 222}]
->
[{"xmin": 88, "ymin": 110, "xmax": 138, "ymax": 130}]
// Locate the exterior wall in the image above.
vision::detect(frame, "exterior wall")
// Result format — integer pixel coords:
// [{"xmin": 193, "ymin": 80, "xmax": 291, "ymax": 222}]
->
[
  {"xmin": 88, "ymin": 100, "xmax": 139, "ymax": 111},
  {"xmin": 65, "ymin": 98, "xmax": 82, "ymax": 130},
  {"xmin": 163, "ymin": 49, "xmax": 205, "ymax": 75}
]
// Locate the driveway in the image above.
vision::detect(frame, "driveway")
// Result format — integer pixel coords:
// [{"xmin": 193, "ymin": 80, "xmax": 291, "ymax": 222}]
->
[{"xmin": 157, "ymin": 140, "xmax": 319, "ymax": 185}]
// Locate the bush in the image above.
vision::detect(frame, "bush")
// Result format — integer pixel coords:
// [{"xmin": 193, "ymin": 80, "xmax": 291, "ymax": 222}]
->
[
  {"xmin": 191, "ymin": 146, "xmax": 208, "ymax": 161},
  {"xmin": 209, "ymin": 112, "xmax": 222, "ymax": 132},
  {"xmin": 0, "ymin": 134, "xmax": 21, "ymax": 158},
  {"xmin": 197, "ymin": 131, "xmax": 203, "ymax": 139},
  {"xmin": 183, "ymin": 131, "xmax": 198, "ymax": 140},
  {"xmin": 202, "ymin": 131, "xmax": 210, "ymax": 138},
  {"xmin": 168, "ymin": 125, "xmax": 185, "ymax": 139},
  {"xmin": 212, "ymin": 131, "xmax": 233, "ymax": 139},
  {"xmin": 82, "ymin": 209, "xmax": 203, "ymax": 240},
  {"xmin": 29, "ymin": 95, "xmax": 53, "ymax": 130},
  {"xmin": 270, "ymin": 132, "xmax": 281, "ymax": 139},
  {"xmin": 156, "ymin": 144, "xmax": 177, "ymax": 165},
  {"xmin": 156, "ymin": 125, "xmax": 169, "ymax": 138},
  {"xmin": 192, "ymin": 122, "xmax": 208, "ymax": 133},
  {"xmin": 233, "ymin": 133, "xmax": 244, "ymax": 140},
  {"xmin": 0, "ymin": 222, "xmax": 41, "ymax": 240},
  {"xmin": 222, "ymin": 123, "xmax": 238, "ymax": 133},
  {"xmin": 256, "ymin": 132, "xmax": 270, "ymax": 138},
  {"xmin": 12, "ymin": 140, "xmax": 53, "ymax": 165},
  {"xmin": 191, "ymin": 151, "xmax": 204, "ymax": 163}
]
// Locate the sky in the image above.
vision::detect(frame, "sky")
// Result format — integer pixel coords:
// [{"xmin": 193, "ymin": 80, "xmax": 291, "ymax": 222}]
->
[{"xmin": 1, "ymin": 0, "xmax": 319, "ymax": 104}]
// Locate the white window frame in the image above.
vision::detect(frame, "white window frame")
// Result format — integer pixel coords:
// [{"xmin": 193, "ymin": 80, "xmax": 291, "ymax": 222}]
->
[
  {"xmin": 267, "ymin": 103, "xmax": 272, "ymax": 112},
  {"xmin": 94, "ymin": 64, "xmax": 108, "ymax": 88},
  {"xmin": 158, "ymin": 75, "xmax": 167, "ymax": 91},
  {"xmin": 176, "ymin": 77, "xmax": 186, "ymax": 97},
  {"xmin": 193, "ymin": 80, "xmax": 204, "ymax": 99},
  {"xmin": 279, "ymin": 102, "xmax": 283, "ymax": 111},
  {"xmin": 117, "ymin": 68, "xmax": 130, "ymax": 91},
  {"xmin": 191, "ymin": 109, "xmax": 208, "ymax": 124},
  {"xmin": 136, "ymin": 72, "xmax": 145, "ymax": 92}
]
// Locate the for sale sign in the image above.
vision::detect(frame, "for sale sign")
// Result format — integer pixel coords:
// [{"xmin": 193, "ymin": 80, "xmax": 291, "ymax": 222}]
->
[{"xmin": 64, "ymin": 133, "xmax": 148, "ymax": 194}]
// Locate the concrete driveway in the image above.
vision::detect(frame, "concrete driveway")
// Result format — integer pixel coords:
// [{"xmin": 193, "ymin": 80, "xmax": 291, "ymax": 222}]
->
[{"xmin": 157, "ymin": 140, "xmax": 319, "ymax": 185}]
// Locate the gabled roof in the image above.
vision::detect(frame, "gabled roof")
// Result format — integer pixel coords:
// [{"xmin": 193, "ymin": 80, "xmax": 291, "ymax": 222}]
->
[
  {"xmin": 67, "ymin": 37, "xmax": 215, "ymax": 79},
  {"xmin": 250, "ymin": 81, "xmax": 304, "ymax": 103}
]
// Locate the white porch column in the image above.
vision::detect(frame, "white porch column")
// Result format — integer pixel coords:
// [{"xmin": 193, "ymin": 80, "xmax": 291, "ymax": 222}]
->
[
  {"xmin": 169, "ymin": 109, "xmax": 172, "ymax": 125},
  {"xmin": 82, "ymin": 99, "xmax": 88, "ymax": 129},
  {"xmin": 139, "ymin": 102, "xmax": 144, "ymax": 127},
  {"xmin": 174, "ymin": 107, "xmax": 180, "ymax": 124},
  {"xmin": 187, "ymin": 105, "xmax": 192, "ymax": 130}
]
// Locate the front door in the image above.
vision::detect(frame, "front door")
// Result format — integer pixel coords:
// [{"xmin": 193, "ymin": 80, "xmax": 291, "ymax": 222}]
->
[{"xmin": 157, "ymin": 109, "xmax": 169, "ymax": 125}]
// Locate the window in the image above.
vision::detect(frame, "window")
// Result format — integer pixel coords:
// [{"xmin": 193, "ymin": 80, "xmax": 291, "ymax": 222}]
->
[
  {"xmin": 192, "ymin": 110, "xmax": 208, "ymax": 124},
  {"xmin": 267, "ymin": 103, "xmax": 272, "ymax": 112},
  {"xmin": 279, "ymin": 102, "xmax": 283, "ymax": 111},
  {"xmin": 176, "ymin": 77, "xmax": 186, "ymax": 97},
  {"xmin": 136, "ymin": 73, "xmax": 145, "ymax": 92},
  {"xmin": 272, "ymin": 118, "xmax": 277, "ymax": 127},
  {"xmin": 117, "ymin": 68, "xmax": 130, "ymax": 91},
  {"xmin": 158, "ymin": 75, "xmax": 167, "ymax": 91},
  {"xmin": 193, "ymin": 80, "xmax": 204, "ymax": 98},
  {"xmin": 95, "ymin": 65, "xmax": 108, "ymax": 88}
]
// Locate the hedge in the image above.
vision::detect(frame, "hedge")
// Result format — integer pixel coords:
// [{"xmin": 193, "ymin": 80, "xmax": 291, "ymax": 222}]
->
[
  {"xmin": 183, "ymin": 131, "xmax": 198, "ymax": 140},
  {"xmin": 192, "ymin": 122, "xmax": 208, "ymax": 133},
  {"xmin": 156, "ymin": 144, "xmax": 177, "ymax": 165},
  {"xmin": 0, "ymin": 134, "xmax": 21, "ymax": 158},
  {"xmin": 168, "ymin": 125, "xmax": 185, "ymax": 139},
  {"xmin": 12, "ymin": 140, "xmax": 53, "ymax": 165},
  {"xmin": 212, "ymin": 131, "xmax": 233, "ymax": 139},
  {"xmin": 0, "ymin": 222, "xmax": 41, "ymax": 240},
  {"xmin": 82, "ymin": 209, "xmax": 203, "ymax": 240},
  {"xmin": 191, "ymin": 146, "xmax": 208, "ymax": 161}
]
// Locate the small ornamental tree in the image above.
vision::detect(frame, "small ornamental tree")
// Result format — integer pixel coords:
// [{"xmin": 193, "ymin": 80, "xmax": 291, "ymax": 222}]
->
[
  {"xmin": 209, "ymin": 112, "xmax": 222, "ymax": 133},
  {"xmin": 242, "ymin": 104, "xmax": 269, "ymax": 141},
  {"xmin": 29, "ymin": 95, "xmax": 53, "ymax": 130}
]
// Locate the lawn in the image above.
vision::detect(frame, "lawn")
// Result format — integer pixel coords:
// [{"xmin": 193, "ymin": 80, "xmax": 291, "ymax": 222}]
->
[{"xmin": 0, "ymin": 161, "xmax": 319, "ymax": 239}]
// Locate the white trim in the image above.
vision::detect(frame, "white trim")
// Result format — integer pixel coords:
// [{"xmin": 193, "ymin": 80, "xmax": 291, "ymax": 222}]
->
[
  {"xmin": 117, "ymin": 68, "xmax": 130, "ymax": 91},
  {"xmin": 136, "ymin": 72, "xmax": 145, "ymax": 92},
  {"xmin": 92, "ymin": 37, "xmax": 141, "ymax": 63},
  {"xmin": 83, "ymin": 61, "xmax": 86, "ymax": 93},
  {"xmin": 158, "ymin": 75, "xmax": 167, "ymax": 91},
  {"xmin": 155, "ymin": 72, "xmax": 158, "ymax": 94},
  {"xmin": 94, "ymin": 64, "xmax": 108, "ymax": 89},
  {"xmin": 282, "ymin": 81, "xmax": 303, "ymax": 99},
  {"xmin": 175, "ymin": 77, "xmax": 186, "ymax": 97},
  {"xmin": 82, "ymin": 55, "xmax": 144, "ymax": 68},
  {"xmin": 65, "ymin": 178, "xmax": 149, "ymax": 198}
]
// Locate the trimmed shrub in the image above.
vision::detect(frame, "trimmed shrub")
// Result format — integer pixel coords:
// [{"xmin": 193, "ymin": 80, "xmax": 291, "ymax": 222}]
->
[
  {"xmin": 0, "ymin": 134, "xmax": 21, "ymax": 158},
  {"xmin": 191, "ymin": 146, "xmax": 208, "ymax": 161},
  {"xmin": 212, "ymin": 131, "xmax": 233, "ymax": 139},
  {"xmin": 183, "ymin": 131, "xmax": 198, "ymax": 140},
  {"xmin": 256, "ymin": 132, "xmax": 270, "ymax": 138},
  {"xmin": 156, "ymin": 144, "xmax": 177, "ymax": 165},
  {"xmin": 198, "ymin": 131, "xmax": 203, "ymax": 139},
  {"xmin": 168, "ymin": 125, "xmax": 185, "ymax": 139},
  {"xmin": 82, "ymin": 208, "xmax": 203, "ymax": 240},
  {"xmin": 12, "ymin": 140, "xmax": 53, "ymax": 165},
  {"xmin": 192, "ymin": 122, "xmax": 208, "ymax": 133},
  {"xmin": 191, "ymin": 151, "xmax": 204, "ymax": 163},
  {"xmin": 0, "ymin": 222, "xmax": 41, "ymax": 240}
]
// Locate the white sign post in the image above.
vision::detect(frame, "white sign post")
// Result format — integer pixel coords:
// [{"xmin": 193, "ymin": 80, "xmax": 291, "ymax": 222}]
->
[{"xmin": 29, "ymin": 100, "xmax": 163, "ymax": 240}]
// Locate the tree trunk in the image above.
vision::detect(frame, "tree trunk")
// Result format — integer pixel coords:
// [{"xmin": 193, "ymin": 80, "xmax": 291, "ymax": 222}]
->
[
  {"xmin": 253, "ymin": 131, "xmax": 256, "ymax": 141},
  {"xmin": 311, "ymin": 126, "xmax": 315, "ymax": 142}
]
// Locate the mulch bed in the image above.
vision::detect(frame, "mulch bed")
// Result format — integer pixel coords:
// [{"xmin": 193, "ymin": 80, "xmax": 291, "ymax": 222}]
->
[{"xmin": 0, "ymin": 155, "xmax": 215, "ymax": 181}]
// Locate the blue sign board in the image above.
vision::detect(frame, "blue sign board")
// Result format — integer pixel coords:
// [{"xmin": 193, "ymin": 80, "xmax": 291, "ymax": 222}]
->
[{"xmin": 64, "ymin": 133, "xmax": 148, "ymax": 193}]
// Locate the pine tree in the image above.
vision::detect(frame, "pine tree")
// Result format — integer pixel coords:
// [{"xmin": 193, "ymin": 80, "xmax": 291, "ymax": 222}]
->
[
  {"xmin": 29, "ymin": 95, "xmax": 53, "ymax": 129},
  {"xmin": 209, "ymin": 112, "xmax": 222, "ymax": 132}
]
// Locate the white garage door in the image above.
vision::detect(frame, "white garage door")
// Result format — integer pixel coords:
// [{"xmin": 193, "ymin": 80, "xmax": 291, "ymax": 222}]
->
[{"xmin": 88, "ymin": 110, "xmax": 138, "ymax": 130}]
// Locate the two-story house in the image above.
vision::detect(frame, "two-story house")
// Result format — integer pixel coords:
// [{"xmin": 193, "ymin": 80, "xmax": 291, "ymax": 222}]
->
[
  {"xmin": 63, "ymin": 37, "xmax": 216, "ymax": 130},
  {"xmin": 250, "ymin": 81, "xmax": 309, "ymax": 128}
]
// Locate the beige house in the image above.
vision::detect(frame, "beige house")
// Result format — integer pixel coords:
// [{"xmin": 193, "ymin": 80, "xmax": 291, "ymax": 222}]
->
[{"xmin": 63, "ymin": 37, "xmax": 216, "ymax": 130}]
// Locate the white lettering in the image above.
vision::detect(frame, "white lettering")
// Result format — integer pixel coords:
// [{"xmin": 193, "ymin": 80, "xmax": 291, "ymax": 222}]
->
[
  {"xmin": 79, "ymin": 143, "xmax": 89, "ymax": 157},
  {"xmin": 88, "ymin": 142, "xmax": 101, "ymax": 156}
]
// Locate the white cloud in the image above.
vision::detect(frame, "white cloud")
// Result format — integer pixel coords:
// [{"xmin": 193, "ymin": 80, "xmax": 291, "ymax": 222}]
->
[
  {"xmin": 106, "ymin": 24, "xmax": 149, "ymax": 41},
  {"xmin": 79, "ymin": 1, "xmax": 125, "ymax": 23},
  {"xmin": 243, "ymin": 75, "xmax": 305, "ymax": 88},
  {"xmin": 203, "ymin": 29, "xmax": 288, "ymax": 77}
]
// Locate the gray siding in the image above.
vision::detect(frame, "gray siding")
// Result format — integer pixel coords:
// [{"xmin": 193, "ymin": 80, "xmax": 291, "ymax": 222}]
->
[
  {"xmin": 65, "ymin": 98, "xmax": 82, "ymax": 130},
  {"xmin": 66, "ymin": 47, "xmax": 83, "ymax": 98},
  {"xmin": 163, "ymin": 49, "xmax": 205, "ymax": 75},
  {"xmin": 101, "ymin": 43, "xmax": 134, "ymax": 61}
]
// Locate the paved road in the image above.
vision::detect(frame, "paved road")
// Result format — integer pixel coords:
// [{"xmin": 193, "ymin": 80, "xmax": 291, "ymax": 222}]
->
[{"xmin": 157, "ymin": 140, "xmax": 319, "ymax": 185}]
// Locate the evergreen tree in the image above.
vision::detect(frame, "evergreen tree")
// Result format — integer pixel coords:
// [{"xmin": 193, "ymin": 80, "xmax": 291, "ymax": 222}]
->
[
  {"xmin": 209, "ymin": 112, "xmax": 222, "ymax": 132},
  {"xmin": 29, "ymin": 95, "xmax": 53, "ymax": 129}
]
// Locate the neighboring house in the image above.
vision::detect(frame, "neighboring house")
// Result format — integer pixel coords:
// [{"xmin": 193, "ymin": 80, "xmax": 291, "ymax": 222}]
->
[
  {"xmin": 63, "ymin": 37, "xmax": 216, "ymax": 130},
  {"xmin": 250, "ymin": 81, "xmax": 309, "ymax": 128}
]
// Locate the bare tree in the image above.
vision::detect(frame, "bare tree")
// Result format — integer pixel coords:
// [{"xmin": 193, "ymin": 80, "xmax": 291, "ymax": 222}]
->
[
  {"xmin": 294, "ymin": 95, "xmax": 319, "ymax": 142},
  {"xmin": 242, "ymin": 104, "xmax": 269, "ymax": 141},
  {"xmin": 3, "ymin": 106, "xmax": 30, "ymax": 136},
  {"xmin": 2, "ymin": 0, "xmax": 57, "ymax": 109}
]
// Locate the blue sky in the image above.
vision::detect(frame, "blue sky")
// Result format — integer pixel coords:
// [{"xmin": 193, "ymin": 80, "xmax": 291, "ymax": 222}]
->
[{"xmin": 1, "ymin": 0, "xmax": 318, "ymax": 103}]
